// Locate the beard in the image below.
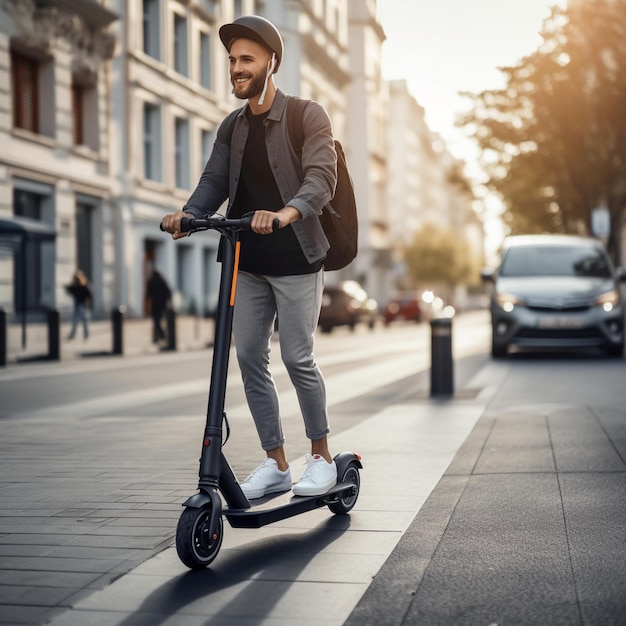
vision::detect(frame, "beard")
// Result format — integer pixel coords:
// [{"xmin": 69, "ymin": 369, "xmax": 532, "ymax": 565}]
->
[{"xmin": 231, "ymin": 71, "xmax": 267, "ymax": 101}]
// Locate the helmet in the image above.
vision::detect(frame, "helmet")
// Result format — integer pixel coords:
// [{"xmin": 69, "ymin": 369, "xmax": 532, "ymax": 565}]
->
[{"xmin": 219, "ymin": 15, "xmax": 283, "ymax": 73}]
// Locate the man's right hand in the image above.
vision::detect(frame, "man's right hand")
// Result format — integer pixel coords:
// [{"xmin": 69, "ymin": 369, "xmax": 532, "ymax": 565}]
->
[{"xmin": 160, "ymin": 212, "xmax": 193, "ymax": 240}]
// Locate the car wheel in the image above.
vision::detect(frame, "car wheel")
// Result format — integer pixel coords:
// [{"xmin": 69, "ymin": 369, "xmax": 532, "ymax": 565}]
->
[{"xmin": 491, "ymin": 340, "xmax": 507, "ymax": 359}]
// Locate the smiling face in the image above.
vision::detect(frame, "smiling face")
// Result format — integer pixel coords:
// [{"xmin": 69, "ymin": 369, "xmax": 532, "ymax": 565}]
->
[{"xmin": 228, "ymin": 38, "xmax": 274, "ymax": 102}]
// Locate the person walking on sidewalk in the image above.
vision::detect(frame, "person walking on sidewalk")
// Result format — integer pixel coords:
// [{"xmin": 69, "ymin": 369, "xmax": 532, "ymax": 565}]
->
[
  {"xmin": 161, "ymin": 15, "xmax": 338, "ymax": 499},
  {"xmin": 66, "ymin": 269, "xmax": 92, "ymax": 340},
  {"xmin": 146, "ymin": 268, "xmax": 172, "ymax": 345}
]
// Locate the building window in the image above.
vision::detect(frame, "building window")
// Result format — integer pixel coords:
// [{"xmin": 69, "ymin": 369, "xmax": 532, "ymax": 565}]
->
[
  {"xmin": 143, "ymin": 103, "xmax": 162, "ymax": 181},
  {"xmin": 13, "ymin": 189, "xmax": 43, "ymax": 312},
  {"xmin": 198, "ymin": 0, "xmax": 218, "ymax": 17},
  {"xmin": 199, "ymin": 32, "xmax": 212, "ymax": 89},
  {"xmin": 173, "ymin": 14, "xmax": 188, "ymax": 76},
  {"xmin": 175, "ymin": 117, "xmax": 190, "ymax": 189},
  {"xmin": 72, "ymin": 77, "xmax": 99, "ymax": 150},
  {"xmin": 75, "ymin": 200, "xmax": 94, "ymax": 281},
  {"xmin": 143, "ymin": 0, "xmax": 160, "ymax": 59},
  {"xmin": 14, "ymin": 188, "xmax": 41, "ymax": 220},
  {"xmin": 71, "ymin": 81, "xmax": 85, "ymax": 145},
  {"xmin": 11, "ymin": 50, "xmax": 39, "ymax": 133},
  {"xmin": 201, "ymin": 128, "xmax": 214, "ymax": 171}
]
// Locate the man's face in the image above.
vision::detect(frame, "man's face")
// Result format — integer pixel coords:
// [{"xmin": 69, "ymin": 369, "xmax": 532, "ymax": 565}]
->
[{"xmin": 228, "ymin": 38, "xmax": 272, "ymax": 101}]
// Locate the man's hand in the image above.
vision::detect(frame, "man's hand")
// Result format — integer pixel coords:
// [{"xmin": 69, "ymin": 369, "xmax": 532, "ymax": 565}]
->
[
  {"xmin": 251, "ymin": 207, "xmax": 301, "ymax": 235},
  {"xmin": 161, "ymin": 212, "xmax": 194, "ymax": 240}
]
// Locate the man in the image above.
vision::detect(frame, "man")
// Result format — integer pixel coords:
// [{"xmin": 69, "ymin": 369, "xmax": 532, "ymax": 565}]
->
[
  {"xmin": 146, "ymin": 268, "xmax": 171, "ymax": 344},
  {"xmin": 161, "ymin": 15, "xmax": 338, "ymax": 499}
]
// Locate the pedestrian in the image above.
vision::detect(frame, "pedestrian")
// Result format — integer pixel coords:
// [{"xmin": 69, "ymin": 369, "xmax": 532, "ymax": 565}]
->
[
  {"xmin": 161, "ymin": 15, "xmax": 339, "ymax": 499},
  {"xmin": 66, "ymin": 269, "xmax": 92, "ymax": 340},
  {"xmin": 146, "ymin": 268, "xmax": 172, "ymax": 344}
]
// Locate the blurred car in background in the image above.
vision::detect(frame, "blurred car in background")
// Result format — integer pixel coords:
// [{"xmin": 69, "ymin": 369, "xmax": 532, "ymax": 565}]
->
[
  {"xmin": 383, "ymin": 292, "xmax": 423, "ymax": 325},
  {"xmin": 482, "ymin": 234, "xmax": 626, "ymax": 358},
  {"xmin": 318, "ymin": 281, "xmax": 379, "ymax": 333},
  {"xmin": 384, "ymin": 290, "xmax": 454, "ymax": 325}
]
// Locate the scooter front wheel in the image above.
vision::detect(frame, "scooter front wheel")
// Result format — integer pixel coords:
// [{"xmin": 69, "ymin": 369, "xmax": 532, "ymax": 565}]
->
[{"xmin": 176, "ymin": 505, "xmax": 223, "ymax": 569}]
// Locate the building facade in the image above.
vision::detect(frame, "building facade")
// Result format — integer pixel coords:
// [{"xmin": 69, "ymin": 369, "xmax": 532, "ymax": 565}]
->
[
  {"xmin": 0, "ymin": 0, "xmax": 481, "ymax": 326},
  {"xmin": 386, "ymin": 79, "xmax": 484, "ymax": 307},
  {"xmin": 0, "ymin": 0, "xmax": 117, "ymax": 320}
]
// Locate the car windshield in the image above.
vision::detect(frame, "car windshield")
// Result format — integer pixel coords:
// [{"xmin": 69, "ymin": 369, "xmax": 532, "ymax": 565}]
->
[{"xmin": 500, "ymin": 244, "xmax": 611, "ymax": 278}]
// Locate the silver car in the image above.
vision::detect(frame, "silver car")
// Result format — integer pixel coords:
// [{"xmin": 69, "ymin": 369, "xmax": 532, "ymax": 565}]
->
[{"xmin": 482, "ymin": 235, "xmax": 626, "ymax": 358}]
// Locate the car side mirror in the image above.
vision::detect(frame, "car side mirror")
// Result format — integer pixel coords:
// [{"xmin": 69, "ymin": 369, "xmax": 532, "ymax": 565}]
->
[{"xmin": 616, "ymin": 266, "xmax": 626, "ymax": 282}]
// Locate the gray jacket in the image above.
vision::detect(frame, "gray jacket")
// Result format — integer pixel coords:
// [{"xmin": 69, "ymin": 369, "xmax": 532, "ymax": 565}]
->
[{"xmin": 182, "ymin": 89, "xmax": 337, "ymax": 264}]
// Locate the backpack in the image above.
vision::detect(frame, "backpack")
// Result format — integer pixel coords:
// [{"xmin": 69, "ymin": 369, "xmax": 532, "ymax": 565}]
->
[
  {"xmin": 286, "ymin": 97, "xmax": 358, "ymax": 271},
  {"xmin": 226, "ymin": 97, "xmax": 358, "ymax": 271}
]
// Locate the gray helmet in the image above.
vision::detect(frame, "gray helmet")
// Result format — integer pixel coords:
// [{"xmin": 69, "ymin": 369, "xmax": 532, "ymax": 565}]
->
[{"xmin": 219, "ymin": 15, "xmax": 283, "ymax": 73}]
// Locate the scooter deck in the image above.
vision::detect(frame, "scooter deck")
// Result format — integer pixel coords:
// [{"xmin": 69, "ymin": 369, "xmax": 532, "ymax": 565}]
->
[{"xmin": 223, "ymin": 481, "xmax": 356, "ymax": 528}]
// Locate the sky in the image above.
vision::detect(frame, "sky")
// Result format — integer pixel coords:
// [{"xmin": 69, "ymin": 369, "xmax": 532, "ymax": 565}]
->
[
  {"xmin": 376, "ymin": 0, "xmax": 566, "ymax": 248},
  {"xmin": 377, "ymin": 0, "xmax": 564, "ymax": 161}
]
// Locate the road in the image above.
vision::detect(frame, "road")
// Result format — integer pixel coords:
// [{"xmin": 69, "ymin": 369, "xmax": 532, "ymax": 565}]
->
[{"xmin": 0, "ymin": 312, "xmax": 490, "ymax": 625}]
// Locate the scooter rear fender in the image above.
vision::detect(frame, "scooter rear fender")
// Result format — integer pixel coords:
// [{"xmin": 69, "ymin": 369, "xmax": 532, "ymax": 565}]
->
[{"xmin": 334, "ymin": 451, "xmax": 363, "ymax": 475}]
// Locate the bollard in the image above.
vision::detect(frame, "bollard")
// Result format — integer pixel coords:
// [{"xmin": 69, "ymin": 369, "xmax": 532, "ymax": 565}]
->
[
  {"xmin": 111, "ymin": 306, "xmax": 125, "ymax": 355},
  {"xmin": 165, "ymin": 308, "xmax": 177, "ymax": 351},
  {"xmin": 430, "ymin": 317, "xmax": 453, "ymax": 397},
  {"xmin": 0, "ymin": 309, "xmax": 6, "ymax": 367},
  {"xmin": 47, "ymin": 309, "xmax": 61, "ymax": 361}
]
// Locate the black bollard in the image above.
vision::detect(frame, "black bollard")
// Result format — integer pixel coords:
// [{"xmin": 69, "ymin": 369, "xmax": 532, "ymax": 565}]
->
[
  {"xmin": 0, "ymin": 309, "xmax": 6, "ymax": 367},
  {"xmin": 430, "ymin": 317, "xmax": 453, "ymax": 397},
  {"xmin": 47, "ymin": 309, "xmax": 61, "ymax": 361},
  {"xmin": 111, "ymin": 306, "xmax": 125, "ymax": 355},
  {"xmin": 165, "ymin": 308, "xmax": 177, "ymax": 351}
]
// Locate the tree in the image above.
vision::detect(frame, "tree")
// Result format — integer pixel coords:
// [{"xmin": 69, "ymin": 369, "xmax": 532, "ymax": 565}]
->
[
  {"xmin": 459, "ymin": 0, "xmax": 626, "ymax": 262},
  {"xmin": 403, "ymin": 222, "xmax": 478, "ymax": 289}
]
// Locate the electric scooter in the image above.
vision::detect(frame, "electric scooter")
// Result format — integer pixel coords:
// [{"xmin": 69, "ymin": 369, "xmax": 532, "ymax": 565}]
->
[{"xmin": 162, "ymin": 213, "xmax": 362, "ymax": 570}]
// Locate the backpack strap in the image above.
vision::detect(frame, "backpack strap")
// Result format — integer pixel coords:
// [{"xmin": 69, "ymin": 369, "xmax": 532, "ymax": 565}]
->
[{"xmin": 286, "ymin": 96, "xmax": 309, "ymax": 156}]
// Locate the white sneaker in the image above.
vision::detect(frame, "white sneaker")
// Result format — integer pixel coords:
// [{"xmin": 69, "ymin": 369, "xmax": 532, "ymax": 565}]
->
[
  {"xmin": 240, "ymin": 458, "xmax": 292, "ymax": 500},
  {"xmin": 292, "ymin": 454, "xmax": 337, "ymax": 497}
]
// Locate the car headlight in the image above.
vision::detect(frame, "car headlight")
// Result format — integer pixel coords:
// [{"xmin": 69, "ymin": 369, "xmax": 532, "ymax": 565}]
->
[
  {"xmin": 594, "ymin": 289, "xmax": 620, "ymax": 312},
  {"xmin": 495, "ymin": 292, "xmax": 526, "ymax": 312}
]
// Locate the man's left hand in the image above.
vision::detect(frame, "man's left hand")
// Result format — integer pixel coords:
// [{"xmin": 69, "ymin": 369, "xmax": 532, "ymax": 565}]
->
[{"xmin": 251, "ymin": 207, "xmax": 301, "ymax": 235}]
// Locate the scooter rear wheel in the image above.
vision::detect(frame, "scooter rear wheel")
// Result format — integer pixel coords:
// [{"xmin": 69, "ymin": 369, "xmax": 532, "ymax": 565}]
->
[
  {"xmin": 176, "ymin": 505, "xmax": 223, "ymax": 569},
  {"xmin": 328, "ymin": 462, "xmax": 360, "ymax": 515}
]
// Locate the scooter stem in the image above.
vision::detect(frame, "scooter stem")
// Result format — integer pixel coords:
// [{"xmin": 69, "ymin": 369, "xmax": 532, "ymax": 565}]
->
[{"xmin": 198, "ymin": 233, "xmax": 238, "ymax": 485}]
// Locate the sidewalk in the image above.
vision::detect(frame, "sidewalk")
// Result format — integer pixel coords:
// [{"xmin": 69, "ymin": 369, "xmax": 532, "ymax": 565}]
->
[
  {"xmin": 2, "ymin": 329, "xmax": 625, "ymax": 625},
  {"xmin": 345, "ymin": 357, "xmax": 626, "ymax": 626},
  {"xmin": 5, "ymin": 314, "xmax": 215, "ymax": 365}
]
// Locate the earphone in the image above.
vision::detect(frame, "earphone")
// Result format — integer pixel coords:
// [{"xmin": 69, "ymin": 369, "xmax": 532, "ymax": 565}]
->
[{"xmin": 258, "ymin": 53, "xmax": 276, "ymax": 105}]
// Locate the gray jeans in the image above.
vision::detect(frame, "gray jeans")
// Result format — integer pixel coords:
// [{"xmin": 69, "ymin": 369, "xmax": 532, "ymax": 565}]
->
[{"xmin": 232, "ymin": 270, "xmax": 329, "ymax": 450}]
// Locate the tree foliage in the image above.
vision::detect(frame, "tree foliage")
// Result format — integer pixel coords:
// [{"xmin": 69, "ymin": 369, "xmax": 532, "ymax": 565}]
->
[
  {"xmin": 403, "ymin": 222, "xmax": 478, "ymax": 288},
  {"xmin": 459, "ymin": 0, "xmax": 626, "ymax": 261}
]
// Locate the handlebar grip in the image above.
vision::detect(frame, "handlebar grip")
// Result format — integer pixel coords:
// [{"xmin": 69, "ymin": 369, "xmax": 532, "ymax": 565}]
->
[
  {"xmin": 272, "ymin": 217, "xmax": 280, "ymax": 232},
  {"xmin": 159, "ymin": 222, "xmax": 165, "ymax": 232},
  {"xmin": 180, "ymin": 217, "xmax": 195, "ymax": 232}
]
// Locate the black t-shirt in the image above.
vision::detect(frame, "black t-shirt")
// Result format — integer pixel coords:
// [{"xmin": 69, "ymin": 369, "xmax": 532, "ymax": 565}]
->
[{"xmin": 230, "ymin": 108, "xmax": 321, "ymax": 276}]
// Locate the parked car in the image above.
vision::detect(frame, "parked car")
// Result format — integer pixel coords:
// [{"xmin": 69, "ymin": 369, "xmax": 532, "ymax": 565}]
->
[
  {"xmin": 318, "ymin": 281, "xmax": 378, "ymax": 333},
  {"xmin": 482, "ymin": 234, "xmax": 626, "ymax": 358},
  {"xmin": 383, "ymin": 292, "xmax": 423, "ymax": 325}
]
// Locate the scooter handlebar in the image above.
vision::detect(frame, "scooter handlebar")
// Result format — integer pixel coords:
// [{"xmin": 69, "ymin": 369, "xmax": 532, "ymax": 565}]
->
[
  {"xmin": 180, "ymin": 215, "xmax": 254, "ymax": 233},
  {"xmin": 160, "ymin": 212, "xmax": 281, "ymax": 234}
]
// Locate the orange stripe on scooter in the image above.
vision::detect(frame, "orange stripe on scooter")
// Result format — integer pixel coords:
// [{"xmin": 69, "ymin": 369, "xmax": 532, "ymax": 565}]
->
[{"xmin": 230, "ymin": 241, "xmax": 241, "ymax": 307}]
